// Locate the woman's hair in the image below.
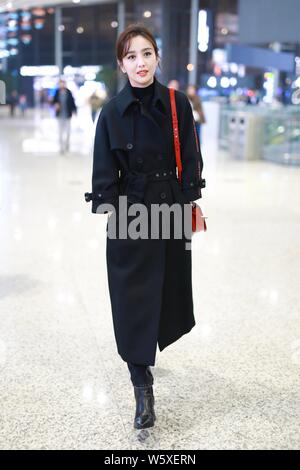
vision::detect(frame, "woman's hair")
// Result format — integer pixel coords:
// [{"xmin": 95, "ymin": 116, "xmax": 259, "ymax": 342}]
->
[{"xmin": 116, "ymin": 23, "xmax": 161, "ymax": 69}]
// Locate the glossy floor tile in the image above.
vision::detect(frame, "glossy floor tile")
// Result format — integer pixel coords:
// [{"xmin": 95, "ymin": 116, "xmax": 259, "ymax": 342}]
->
[{"xmin": 0, "ymin": 109, "xmax": 300, "ymax": 449}]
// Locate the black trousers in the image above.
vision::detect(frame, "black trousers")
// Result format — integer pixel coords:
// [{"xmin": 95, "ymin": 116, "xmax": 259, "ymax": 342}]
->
[{"xmin": 127, "ymin": 362, "xmax": 154, "ymax": 387}]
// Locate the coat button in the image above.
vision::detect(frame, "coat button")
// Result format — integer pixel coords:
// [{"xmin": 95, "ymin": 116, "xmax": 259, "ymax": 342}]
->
[
  {"xmin": 126, "ymin": 143, "xmax": 133, "ymax": 150},
  {"xmin": 137, "ymin": 157, "xmax": 143, "ymax": 164},
  {"xmin": 190, "ymin": 182, "xmax": 194, "ymax": 187},
  {"xmin": 160, "ymin": 192, "xmax": 166, "ymax": 199},
  {"xmin": 98, "ymin": 193, "xmax": 102, "ymax": 198}
]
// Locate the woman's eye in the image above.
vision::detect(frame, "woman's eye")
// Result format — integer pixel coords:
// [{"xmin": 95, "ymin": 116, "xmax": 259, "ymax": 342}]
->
[{"xmin": 127, "ymin": 52, "xmax": 152, "ymax": 60}]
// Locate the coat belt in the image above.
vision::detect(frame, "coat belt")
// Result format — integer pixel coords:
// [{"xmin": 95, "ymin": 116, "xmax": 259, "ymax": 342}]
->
[
  {"xmin": 121, "ymin": 168, "xmax": 177, "ymax": 203},
  {"xmin": 85, "ymin": 169, "xmax": 177, "ymax": 203}
]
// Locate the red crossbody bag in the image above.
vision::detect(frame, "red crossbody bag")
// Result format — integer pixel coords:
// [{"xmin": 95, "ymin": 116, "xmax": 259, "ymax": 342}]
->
[{"xmin": 169, "ymin": 88, "xmax": 207, "ymax": 233}]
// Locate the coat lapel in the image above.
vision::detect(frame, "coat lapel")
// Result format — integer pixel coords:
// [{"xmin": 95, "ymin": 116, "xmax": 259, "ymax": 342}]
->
[{"xmin": 112, "ymin": 76, "xmax": 171, "ymax": 152}]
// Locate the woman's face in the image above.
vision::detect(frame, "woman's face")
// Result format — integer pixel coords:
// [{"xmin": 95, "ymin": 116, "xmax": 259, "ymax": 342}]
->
[{"xmin": 119, "ymin": 35, "xmax": 159, "ymax": 88}]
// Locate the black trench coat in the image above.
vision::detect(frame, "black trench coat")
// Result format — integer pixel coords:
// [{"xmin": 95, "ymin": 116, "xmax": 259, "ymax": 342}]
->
[{"xmin": 85, "ymin": 76, "xmax": 205, "ymax": 366}]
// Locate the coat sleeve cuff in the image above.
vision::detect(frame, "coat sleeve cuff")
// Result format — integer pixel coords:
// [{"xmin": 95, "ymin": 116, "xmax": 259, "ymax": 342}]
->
[
  {"xmin": 182, "ymin": 187, "xmax": 202, "ymax": 201},
  {"xmin": 84, "ymin": 191, "xmax": 119, "ymax": 214},
  {"xmin": 181, "ymin": 178, "xmax": 205, "ymax": 201}
]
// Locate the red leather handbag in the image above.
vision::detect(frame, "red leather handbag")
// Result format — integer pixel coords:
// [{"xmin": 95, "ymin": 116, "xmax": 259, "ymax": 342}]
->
[{"xmin": 169, "ymin": 88, "xmax": 207, "ymax": 233}]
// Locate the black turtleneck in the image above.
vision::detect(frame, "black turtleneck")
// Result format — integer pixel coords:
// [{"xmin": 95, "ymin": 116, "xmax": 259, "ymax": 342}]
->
[{"xmin": 130, "ymin": 79, "xmax": 155, "ymax": 105}]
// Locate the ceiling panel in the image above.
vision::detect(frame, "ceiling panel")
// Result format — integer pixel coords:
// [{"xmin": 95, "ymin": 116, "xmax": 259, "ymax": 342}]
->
[{"xmin": 0, "ymin": 0, "xmax": 116, "ymax": 12}]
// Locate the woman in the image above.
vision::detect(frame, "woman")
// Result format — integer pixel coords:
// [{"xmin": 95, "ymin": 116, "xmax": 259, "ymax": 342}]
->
[
  {"xmin": 186, "ymin": 84, "xmax": 206, "ymax": 144},
  {"xmin": 85, "ymin": 25, "xmax": 205, "ymax": 430}
]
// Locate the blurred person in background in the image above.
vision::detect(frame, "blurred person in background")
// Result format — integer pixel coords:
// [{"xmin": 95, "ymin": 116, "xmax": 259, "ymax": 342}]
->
[
  {"xmin": 89, "ymin": 91, "xmax": 105, "ymax": 122},
  {"xmin": 8, "ymin": 90, "xmax": 19, "ymax": 117},
  {"xmin": 39, "ymin": 89, "xmax": 47, "ymax": 109},
  {"xmin": 52, "ymin": 79, "xmax": 77, "ymax": 154},
  {"xmin": 167, "ymin": 79, "xmax": 180, "ymax": 90},
  {"xmin": 19, "ymin": 94, "xmax": 28, "ymax": 116},
  {"xmin": 186, "ymin": 84, "xmax": 206, "ymax": 144}
]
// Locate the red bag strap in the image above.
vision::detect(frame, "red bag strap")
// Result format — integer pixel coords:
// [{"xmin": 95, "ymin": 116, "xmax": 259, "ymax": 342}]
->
[{"xmin": 169, "ymin": 87, "xmax": 183, "ymax": 185}]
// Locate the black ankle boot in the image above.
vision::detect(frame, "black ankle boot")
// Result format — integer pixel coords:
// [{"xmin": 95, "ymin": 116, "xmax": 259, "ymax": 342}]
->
[{"xmin": 133, "ymin": 385, "xmax": 156, "ymax": 429}]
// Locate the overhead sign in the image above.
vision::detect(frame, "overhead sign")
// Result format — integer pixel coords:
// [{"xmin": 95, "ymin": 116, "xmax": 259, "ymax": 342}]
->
[{"xmin": 226, "ymin": 44, "xmax": 295, "ymax": 73}]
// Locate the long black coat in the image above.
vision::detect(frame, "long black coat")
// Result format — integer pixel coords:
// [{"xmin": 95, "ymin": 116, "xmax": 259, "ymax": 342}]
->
[{"xmin": 85, "ymin": 76, "xmax": 205, "ymax": 366}]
